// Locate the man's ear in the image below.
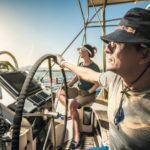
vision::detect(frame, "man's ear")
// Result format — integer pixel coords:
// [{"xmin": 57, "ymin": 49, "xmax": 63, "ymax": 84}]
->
[{"xmin": 139, "ymin": 48, "xmax": 150, "ymax": 64}]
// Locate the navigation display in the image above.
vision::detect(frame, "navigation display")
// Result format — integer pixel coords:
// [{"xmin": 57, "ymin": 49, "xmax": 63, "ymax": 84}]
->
[{"xmin": 0, "ymin": 71, "xmax": 41, "ymax": 97}]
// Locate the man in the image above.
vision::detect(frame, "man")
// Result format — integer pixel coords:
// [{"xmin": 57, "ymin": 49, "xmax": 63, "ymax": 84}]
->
[{"xmin": 55, "ymin": 8, "xmax": 150, "ymax": 150}]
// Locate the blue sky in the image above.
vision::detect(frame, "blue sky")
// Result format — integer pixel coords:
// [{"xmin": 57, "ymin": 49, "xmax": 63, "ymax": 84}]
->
[{"xmin": 0, "ymin": 0, "xmax": 150, "ymax": 69}]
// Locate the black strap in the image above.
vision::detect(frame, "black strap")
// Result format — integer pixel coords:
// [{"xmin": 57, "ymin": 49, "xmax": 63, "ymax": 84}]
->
[
  {"xmin": 114, "ymin": 63, "xmax": 150, "ymax": 126},
  {"xmin": 127, "ymin": 63, "xmax": 150, "ymax": 89}
]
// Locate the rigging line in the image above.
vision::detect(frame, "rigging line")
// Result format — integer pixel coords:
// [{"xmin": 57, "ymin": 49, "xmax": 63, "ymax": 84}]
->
[
  {"xmin": 61, "ymin": 26, "xmax": 84, "ymax": 56},
  {"xmin": 40, "ymin": 7, "xmax": 102, "ymax": 81},
  {"xmin": 77, "ymin": 4, "xmax": 102, "ymax": 64},
  {"xmin": 78, "ymin": 0, "xmax": 87, "ymax": 44},
  {"xmin": 81, "ymin": 28, "xmax": 87, "ymax": 45},
  {"xmin": 61, "ymin": 5, "xmax": 102, "ymax": 55},
  {"xmin": 89, "ymin": 18, "xmax": 122, "ymax": 23},
  {"xmin": 92, "ymin": 0, "xmax": 102, "ymax": 27},
  {"xmin": 87, "ymin": 25, "xmax": 118, "ymax": 28},
  {"xmin": 40, "ymin": 28, "xmax": 84, "ymax": 81},
  {"xmin": 80, "ymin": 0, "xmax": 90, "ymax": 45},
  {"xmin": 76, "ymin": 0, "xmax": 86, "ymax": 45},
  {"xmin": 78, "ymin": 0, "xmax": 86, "ymax": 26},
  {"xmin": 82, "ymin": 0, "xmax": 90, "ymax": 44},
  {"xmin": 86, "ymin": 0, "xmax": 89, "ymax": 22}
]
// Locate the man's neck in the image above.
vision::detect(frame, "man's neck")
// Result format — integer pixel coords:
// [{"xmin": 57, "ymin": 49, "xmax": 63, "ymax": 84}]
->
[{"xmin": 122, "ymin": 67, "xmax": 150, "ymax": 90}]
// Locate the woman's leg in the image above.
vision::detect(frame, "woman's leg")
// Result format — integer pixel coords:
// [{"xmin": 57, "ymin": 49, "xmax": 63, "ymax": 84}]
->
[
  {"xmin": 56, "ymin": 88, "xmax": 66, "ymax": 106},
  {"xmin": 56, "ymin": 87, "xmax": 78, "ymax": 106},
  {"xmin": 69, "ymin": 100, "xmax": 81, "ymax": 142}
]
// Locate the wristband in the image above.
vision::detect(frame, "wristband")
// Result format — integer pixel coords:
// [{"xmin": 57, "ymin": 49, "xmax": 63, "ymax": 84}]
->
[{"xmin": 60, "ymin": 60, "xmax": 68, "ymax": 67}]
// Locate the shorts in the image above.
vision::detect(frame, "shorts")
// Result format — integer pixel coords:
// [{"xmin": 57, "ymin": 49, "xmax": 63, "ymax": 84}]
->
[{"xmin": 67, "ymin": 87, "xmax": 96, "ymax": 107}]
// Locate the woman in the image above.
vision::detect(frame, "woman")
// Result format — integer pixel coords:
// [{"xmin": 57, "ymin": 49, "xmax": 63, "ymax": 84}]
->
[{"xmin": 56, "ymin": 44, "xmax": 100, "ymax": 149}]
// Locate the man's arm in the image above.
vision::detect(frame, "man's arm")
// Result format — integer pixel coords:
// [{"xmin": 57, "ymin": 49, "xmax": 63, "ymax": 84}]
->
[{"xmin": 63, "ymin": 62, "xmax": 100, "ymax": 84}]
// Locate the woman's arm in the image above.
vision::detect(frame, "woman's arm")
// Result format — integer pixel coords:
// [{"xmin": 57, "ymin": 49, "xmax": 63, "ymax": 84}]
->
[
  {"xmin": 68, "ymin": 75, "xmax": 78, "ymax": 87},
  {"xmin": 88, "ymin": 83, "xmax": 99, "ymax": 94}
]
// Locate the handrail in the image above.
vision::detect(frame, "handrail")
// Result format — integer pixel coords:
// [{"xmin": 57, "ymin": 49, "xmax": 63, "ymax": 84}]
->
[{"xmin": 0, "ymin": 51, "xmax": 19, "ymax": 69}]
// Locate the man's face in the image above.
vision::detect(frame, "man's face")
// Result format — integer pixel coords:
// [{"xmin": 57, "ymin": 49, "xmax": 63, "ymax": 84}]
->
[{"xmin": 105, "ymin": 42, "xmax": 141, "ymax": 75}]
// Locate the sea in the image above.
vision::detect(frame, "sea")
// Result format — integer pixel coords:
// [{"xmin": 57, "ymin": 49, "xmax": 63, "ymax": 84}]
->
[{"xmin": 34, "ymin": 70, "xmax": 101, "ymax": 95}]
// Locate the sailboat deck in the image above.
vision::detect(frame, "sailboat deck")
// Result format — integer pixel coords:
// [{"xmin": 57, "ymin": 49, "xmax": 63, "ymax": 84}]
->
[
  {"xmin": 94, "ymin": 110, "xmax": 109, "ymax": 146},
  {"xmin": 62, "ymin": 132, "xmax": 99, "ymax": 150}
]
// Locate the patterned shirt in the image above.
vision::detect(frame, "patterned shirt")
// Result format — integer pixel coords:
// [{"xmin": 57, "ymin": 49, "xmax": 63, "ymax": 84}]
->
[{"xmin": 99, "ymin": 71, "xmax": 150, "ymax": 150}]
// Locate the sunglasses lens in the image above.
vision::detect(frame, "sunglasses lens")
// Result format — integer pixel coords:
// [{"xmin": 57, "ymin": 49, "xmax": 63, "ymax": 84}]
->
[{"xmin": 78, "ymin": 49, "xmax": 85, "ymax": 52}]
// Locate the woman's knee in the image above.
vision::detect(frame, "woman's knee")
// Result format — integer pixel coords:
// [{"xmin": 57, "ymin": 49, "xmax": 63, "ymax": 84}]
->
[
  {"xmin": 56, "ymin": 88, "xmax": 65, "ymax": 97},
  {"xmin": 69, "ymin": 100, "xmax": 80, "ymax": 111}
]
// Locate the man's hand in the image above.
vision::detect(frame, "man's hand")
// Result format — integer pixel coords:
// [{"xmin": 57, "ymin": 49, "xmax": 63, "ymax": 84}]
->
[
  {"xmin": 54, "ymin": 54, "xmax": 66, "ymax": 67},
  {"xmin": 79, "ymin": 90, "xmax": 90, "ymax": 97}
]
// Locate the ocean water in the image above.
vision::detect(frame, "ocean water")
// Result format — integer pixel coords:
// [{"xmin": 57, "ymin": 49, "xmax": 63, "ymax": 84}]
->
[
  {"xmin": 34, "ymin": 71, "xmax": 101, "ymax": 95},
  {"xmin": 34, "ymin": 71, "xmax": 74, "ymax": 90}
]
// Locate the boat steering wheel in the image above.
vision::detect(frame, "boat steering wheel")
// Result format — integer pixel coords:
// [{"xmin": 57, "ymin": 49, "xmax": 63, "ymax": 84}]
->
[{"xmin": 11, "ymin": 54, "xmax": 69, "ymax": 150}]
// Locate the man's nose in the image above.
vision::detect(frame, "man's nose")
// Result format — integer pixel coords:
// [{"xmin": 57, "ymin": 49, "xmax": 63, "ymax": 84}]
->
[
  {"xmin": 105, "ymin": 47, "xmax": 113, "ymax": 54},
  {"xmin": 105, "ymin": 42, "xmax": 116, "ymax": 54}
]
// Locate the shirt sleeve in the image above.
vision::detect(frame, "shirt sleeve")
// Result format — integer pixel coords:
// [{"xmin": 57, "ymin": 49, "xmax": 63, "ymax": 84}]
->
[{"xmin": 98, "ymin": 71, "xmax": 117, "ymax": 90}]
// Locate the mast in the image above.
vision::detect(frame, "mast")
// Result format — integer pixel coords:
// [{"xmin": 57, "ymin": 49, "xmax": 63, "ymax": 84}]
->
[{"xmin": 101, "ymin": 2, "xmax": 106, "ymax": 72}]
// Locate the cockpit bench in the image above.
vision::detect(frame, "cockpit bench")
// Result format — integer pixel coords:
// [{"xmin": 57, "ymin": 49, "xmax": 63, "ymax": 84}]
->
[{"xmin": 93, "ymin": 110, "xmax": 109, "ymax": 146}]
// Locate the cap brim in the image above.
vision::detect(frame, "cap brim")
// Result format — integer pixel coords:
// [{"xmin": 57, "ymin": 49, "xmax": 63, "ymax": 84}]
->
[{"xmin": 101, "ymin": 29, "xmax": 150, "ymax": 44}]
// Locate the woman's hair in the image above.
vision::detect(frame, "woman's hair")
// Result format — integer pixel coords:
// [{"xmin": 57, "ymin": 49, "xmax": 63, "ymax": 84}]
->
[{"xmin": 84, "ymin": 44, "xmax": 97, "ymax": 58}]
